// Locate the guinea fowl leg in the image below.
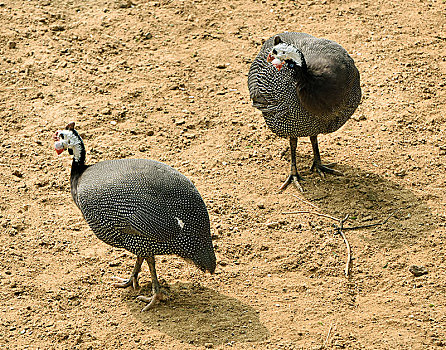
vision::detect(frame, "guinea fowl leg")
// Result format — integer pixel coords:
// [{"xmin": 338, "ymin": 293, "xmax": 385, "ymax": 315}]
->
[
  {"xmin": 310, "ymin": 135, "xmax": 343, "ymax": 177},
  {"xmin": 279, "ymin": 137, "xmax": 304, "ymax": 192},
  {"xmin": 113, "ymin": 256, "xmax": 144, "ymax": 290},
  {"xmin": 137, "ymin": 256, "xmax": 163, "ymax": 311}
]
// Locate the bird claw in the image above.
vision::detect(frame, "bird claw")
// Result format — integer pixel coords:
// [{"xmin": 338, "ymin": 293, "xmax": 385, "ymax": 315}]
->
[
  {"xmin": 137, "ymin": 293, "xmax": 163, "ymax": 311},
  {"xmin": 112, "ymin": 276, "xmax": 140, "ymax": 290},
  {"xmin": 279, "ymin": 174, "xmax": 304, "ymax": 192},
  {"xmin": 311, "ymin": 162, "xmax": 343, "ymax": 177}
]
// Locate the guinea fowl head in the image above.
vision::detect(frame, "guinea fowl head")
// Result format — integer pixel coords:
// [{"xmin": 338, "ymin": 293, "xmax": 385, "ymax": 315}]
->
[
  {"xmin": 267, "ymin": 36, "xmax": 306, "ymax": 71},
  {"xmin": 54, "ymin": 122, "xmax": 84, "ymax": 159}
]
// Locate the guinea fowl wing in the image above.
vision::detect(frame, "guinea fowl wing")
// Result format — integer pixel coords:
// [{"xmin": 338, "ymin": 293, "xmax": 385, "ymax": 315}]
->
[{"xmin": 76, "ymin": 160, "xmax": 206, "ymax": 248}]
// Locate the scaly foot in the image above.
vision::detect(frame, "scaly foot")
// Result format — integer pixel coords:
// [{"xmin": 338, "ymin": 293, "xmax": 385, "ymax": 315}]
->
[
  {"xmin": 112, "ymin": 276, "xmax": 140, "ymax": 290},
  {"xmin": 137, "ymin": 293, "xmax": 164, "ymax": 311},
  {"xmin": 111, "ymin": 256, "xmax": 144, "ymax": 290},
  {"xmin": 310, "ymin": 161, "xmax": 343, "ymax": 177},
  {"xmin": 279, "ymin": 173, "xmax": 304, "ymax": 192}
]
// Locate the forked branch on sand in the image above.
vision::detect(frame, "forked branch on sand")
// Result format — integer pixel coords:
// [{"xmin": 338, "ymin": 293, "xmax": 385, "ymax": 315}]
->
[{"xmin": 283, "ymin": 194, "xmax": 401, "ymax": 277}]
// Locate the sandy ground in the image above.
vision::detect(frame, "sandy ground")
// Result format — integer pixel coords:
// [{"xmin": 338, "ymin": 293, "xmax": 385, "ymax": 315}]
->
[{"xmin": 0, "ymin": 0, "xmax": 445, "ymax": 349}]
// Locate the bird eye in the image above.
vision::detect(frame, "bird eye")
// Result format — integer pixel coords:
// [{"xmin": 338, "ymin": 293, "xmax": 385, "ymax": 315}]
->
[{"xmin": 272, "ymin": 49, "xmax": 277, "ymax": 55}]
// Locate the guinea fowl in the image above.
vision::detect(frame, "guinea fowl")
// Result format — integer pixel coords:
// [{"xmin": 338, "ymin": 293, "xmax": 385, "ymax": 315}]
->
[
  {"xmin": 54, "ymin": 122, "xmax": 216, "ymax": 310},
  {"xmin": 248, "ymin": 32, "xmax": 361, "ymax": 191}
]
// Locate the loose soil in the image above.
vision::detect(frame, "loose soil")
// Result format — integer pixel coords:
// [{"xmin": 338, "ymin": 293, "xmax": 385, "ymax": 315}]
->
[{"xmin": 0, "ymin": 0, "xmax": 445, "ymax": 349}]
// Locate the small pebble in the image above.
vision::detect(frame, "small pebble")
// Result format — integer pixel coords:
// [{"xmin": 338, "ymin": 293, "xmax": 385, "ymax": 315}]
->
[
  {"xmin": 12, "ymin": 170, "xmax": 23, "ymax": 178},
  {"xmin": 409, "ymin": 265, "xmax": 428, "ymax": 277},
  {"xmin": 8, "ymin": 41, "xmax": 16, "ymax": 49},
  {"xmin": 266, "ymin": 221, "xmax": 280, "ymax": 229},
  {"xmin": 117, "ymin": 0, "xmax": 134, "ymax": 8},
  {"xmin": 50, "ymin": 25, "xmax": 65, "ymax": 31},
  {"xmin": 183, "ymin": 133, "xmax": 195, "ymax": 139}
]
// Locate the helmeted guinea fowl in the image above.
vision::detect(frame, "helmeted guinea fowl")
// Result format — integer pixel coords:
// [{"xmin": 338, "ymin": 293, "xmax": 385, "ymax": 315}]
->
[
  {"xmin": 54, "ymin": 122, "xmax": 216, "ymax": 310},
  {"xmin": 248, "ymin": 32, "xmax": 361, "ymax": 191}
]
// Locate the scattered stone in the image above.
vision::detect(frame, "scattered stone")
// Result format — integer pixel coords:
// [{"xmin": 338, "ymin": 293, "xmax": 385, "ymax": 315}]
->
[
  {"xmin": 50, "ymin": 25, "xmax": 66, "ymax": 31},
  {"xmin": 30, "ymin": 92, "xmax": 44, "ymax": 100},
  {"xmin": 140, "ymin": 32, "xmax": 152, "ymax": 40},
  {"xmin": 266, "ymin": 221, "xmax": 280, "ymax": 229},
  {"xmin": 353, "ymin": 114, "xmax": 367, "ymax": 121},
  {"xmin": 12, "ymin": 170, "xmax": 23, "ymax": 178},
  {"xmin": 102, "ymin": 107, "xmax": 112, "ymax": 115},
  {"xmin": 175, "ymin": 118, "xmax": 186, "ymax": 125},
  {"xmin": 257, "ymin": 202, "xmax": 265, "ymax": 209},
  {"xmin": 8, "ymin": 41, "xmax": 17, "ymax": 49},
  {"xmin": 204, "ymin": 343, "xmax": 214, "ymax": 348},
  {"xmin": 67, "ymin": 292, "xmax": 79, "ymax": 300},
  {"xmin": 117, "ymin": 0, "xmax": 134, "ymax": 8},
  {"xmin": 183, "ymin": 133, "xmax": 195, "ymax": 139},
  {"xmin": 409, "ymin": 265, "xmax": 428, "ymax": 277}
]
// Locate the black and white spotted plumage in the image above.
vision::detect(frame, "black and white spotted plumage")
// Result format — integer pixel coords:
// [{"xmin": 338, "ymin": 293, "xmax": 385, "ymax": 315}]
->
[
  {"xmin": 54, "ymin": 123, "xmax": 215, "ymax": 308},
  {"xmin": 74, "ymin": 159, "xmax": 215, "ymax": 271},
  {"xmin": 249, "ymin": 32, "xmax": 361, "ymax": 137},
  {"xmin": 248, "ymin": 32, "xmax": 361, "ymax": 190}
]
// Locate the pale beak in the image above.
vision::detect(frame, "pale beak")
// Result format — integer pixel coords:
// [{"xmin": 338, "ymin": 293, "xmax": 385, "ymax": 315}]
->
[{"xmin": 54, "ymin": 140, "xmax": 65, "ymax": 154}]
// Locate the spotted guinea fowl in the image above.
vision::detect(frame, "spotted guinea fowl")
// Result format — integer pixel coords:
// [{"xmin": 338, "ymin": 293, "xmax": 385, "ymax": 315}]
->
[
  {"xmin": 248, "ymin": 32, "xmax": 361, "ymax": 191},
  {"xmin": 54, "ymin": 122, "xmax": 216, "ymax": 310}
]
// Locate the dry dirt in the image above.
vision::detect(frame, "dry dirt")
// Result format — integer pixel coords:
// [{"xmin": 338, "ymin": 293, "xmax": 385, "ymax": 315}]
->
[{"xmin": 1, "ymin": 0, "xmax": 445, "ymax": 349}]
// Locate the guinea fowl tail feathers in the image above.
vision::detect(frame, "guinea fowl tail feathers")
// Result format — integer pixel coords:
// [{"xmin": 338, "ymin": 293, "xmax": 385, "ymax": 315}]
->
[
  {"xmin": 185, "ymin": 238, "xmax": 216, "ymax": 274},
  {"xmin": 193, "ymin": 245, "xmax": 216, "ymax": 274}
]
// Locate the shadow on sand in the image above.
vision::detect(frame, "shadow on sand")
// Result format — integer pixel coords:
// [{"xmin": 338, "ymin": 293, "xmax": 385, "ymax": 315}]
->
[
  {"xmin": 125, "ymin": 282, "xmax": 269, "ymax": 347},
  {"xmin": 292, "ymin": 161, "xmax": 435, "ymax": 246}
]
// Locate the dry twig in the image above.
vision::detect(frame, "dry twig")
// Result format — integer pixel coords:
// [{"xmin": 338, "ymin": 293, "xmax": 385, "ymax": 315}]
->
[
  {"xmin": 337, "ymin": 215, "xmax": 351, "ymax": 277},
  {"xmin": 323, "ymin": 322, "xmax": 336, "ymax": 348},
  {"xmin": 291, "ymin": 194, "xmax": 319, "ymax": 210},
  {"xmin": 284, "ymin": 195, "xmax": 401, "ymax": 278}
]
